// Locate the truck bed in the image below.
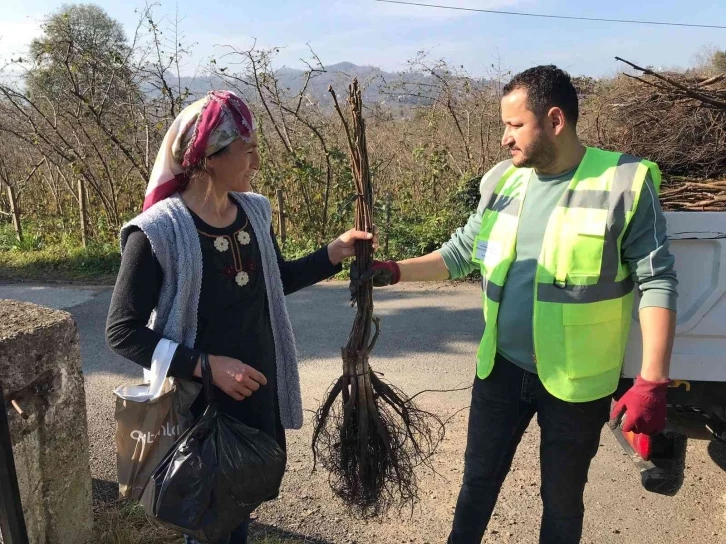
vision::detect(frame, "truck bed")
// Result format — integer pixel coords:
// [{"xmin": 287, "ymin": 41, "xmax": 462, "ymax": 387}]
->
[{"xmin": 622, "ymin": 211, "xmax": 726, "ymax": 381}]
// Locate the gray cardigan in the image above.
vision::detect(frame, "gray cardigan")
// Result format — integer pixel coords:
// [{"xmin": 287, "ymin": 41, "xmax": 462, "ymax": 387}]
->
[{"xmin": 120, "ymin": 192, "xmax": 303, "ymax": 429}]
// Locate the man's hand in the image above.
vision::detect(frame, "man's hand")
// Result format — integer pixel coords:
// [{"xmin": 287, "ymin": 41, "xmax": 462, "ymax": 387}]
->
[
  {"xmin": 327, "ymin": 229, "xmax": 375, "ymax": 266},
  {"xmin": 609, "ymin": 375, "xmax": 670, "ymax": 435},
  {"xmin": 197, "ymin": 355, "xmax": 268, "ymax": 401},
  {"xmin": 348, "ymin": 253, "xmax": 449, "ymax": 298},
  {"xmin": 349, "ymin": 261, "xmax": 401, "ymax": 300},
  {"xmin": 352, "ymin": 260, "xmax": 401, "ymax": 287}
]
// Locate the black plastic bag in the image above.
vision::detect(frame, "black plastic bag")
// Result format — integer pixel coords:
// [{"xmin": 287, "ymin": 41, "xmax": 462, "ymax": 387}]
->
[{"xmin": 141, "ymin": 354, "xmax": 286, "ymax": 542}]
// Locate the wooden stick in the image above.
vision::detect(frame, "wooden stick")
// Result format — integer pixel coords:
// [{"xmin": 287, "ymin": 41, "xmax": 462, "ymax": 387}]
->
[{"xmin": 10, "ymin": 400, "xmax": 28, "ymax": 420}]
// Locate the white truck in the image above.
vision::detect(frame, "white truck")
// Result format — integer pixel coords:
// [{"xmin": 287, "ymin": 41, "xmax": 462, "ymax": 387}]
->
[{"xmin": 616, "ymin": 211, "xmax": 726, "ymax": 494}]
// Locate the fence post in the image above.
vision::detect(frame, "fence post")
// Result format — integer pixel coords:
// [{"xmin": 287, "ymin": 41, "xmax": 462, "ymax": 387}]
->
[
  {"xmin": 0, "ymin": 383, "xmax": 30, "ymax": 544},
  {"xmin": 78, "ymin": 179, "xmax": 88, "ymax": 248},
  {"xmin": 6, "ymin": 184, "xmax": 22, "ymax": 243},
  {"xmin": 384, "ymin": 192, "xmax": 392, "ymax": 256},
  {"xmin": 276, "ymin": 189, "xmax": 286, "ymax": 246}
]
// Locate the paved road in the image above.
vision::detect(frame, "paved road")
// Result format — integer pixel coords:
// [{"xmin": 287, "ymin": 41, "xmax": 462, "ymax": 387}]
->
[{"xmin": 2, "ymin": 281, "xmax": 725, "ymax": 543}]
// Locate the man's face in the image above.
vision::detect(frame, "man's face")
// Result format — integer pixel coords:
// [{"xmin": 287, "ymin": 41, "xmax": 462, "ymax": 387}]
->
[{"xmin": 500, "ymin": 88, "xmax": 555, "ymax": 169}]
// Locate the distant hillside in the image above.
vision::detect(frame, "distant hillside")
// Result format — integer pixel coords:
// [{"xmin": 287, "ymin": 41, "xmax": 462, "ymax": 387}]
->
[{"xmin": 173, "ymin": 62, "xmax": 493, "ymax": 108}]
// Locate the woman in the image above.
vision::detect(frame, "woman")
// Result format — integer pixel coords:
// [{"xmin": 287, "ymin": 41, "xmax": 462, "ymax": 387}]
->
[{"xmin": 106, "ymin": 90, "xmax": 371, "ymax": 544}]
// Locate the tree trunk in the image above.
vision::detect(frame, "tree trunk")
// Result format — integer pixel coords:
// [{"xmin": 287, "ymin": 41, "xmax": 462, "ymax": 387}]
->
[
  {"xmin": 6, "ymin": 184, "xmax": 22, "ymax": 242},
  {"xmin": 78, "ymin": 178, "xmax": 88, "ymax": 248}
]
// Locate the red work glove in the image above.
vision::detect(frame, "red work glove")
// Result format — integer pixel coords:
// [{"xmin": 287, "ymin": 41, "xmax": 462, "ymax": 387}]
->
[
  {"xmin": 349, "ymin": 260, "xmax": 401, "ymax": 301},
  {"xmin": 609, "ymin": 375, "xmax": 670, "ymax": 435},
  {"xmin": 368, "ymin": 260, "xmax": 401, "ymax": 286},
  {"xmin": 350, "ymin": 260, "xmax": 401, "ymax": 287}
]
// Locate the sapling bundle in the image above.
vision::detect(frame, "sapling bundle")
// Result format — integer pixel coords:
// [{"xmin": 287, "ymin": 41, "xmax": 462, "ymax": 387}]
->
[{"xmin": 311, "ymin": 80, "xmax": 444, "ymax": 519}]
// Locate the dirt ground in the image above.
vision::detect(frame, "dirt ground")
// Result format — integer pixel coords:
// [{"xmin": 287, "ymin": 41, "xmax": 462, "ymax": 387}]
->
[
  {"xmin": 3, "ymin": 281, "xmax": 725, "ymax": 544},
  {"xmin": 254, "ymin": 283, "xmax": 726, "ymax": 544}
]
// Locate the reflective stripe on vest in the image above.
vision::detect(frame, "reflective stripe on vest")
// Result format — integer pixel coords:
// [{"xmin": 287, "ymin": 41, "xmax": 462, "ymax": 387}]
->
[{"xmin": 471, "ymin": 148, "xmax": 661, "ymax": 402}]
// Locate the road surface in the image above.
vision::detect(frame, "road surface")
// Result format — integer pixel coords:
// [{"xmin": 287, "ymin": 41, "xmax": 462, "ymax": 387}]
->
[{"xmin": 1, "ymin": 281, "xmax": 724, "ymax": 543}]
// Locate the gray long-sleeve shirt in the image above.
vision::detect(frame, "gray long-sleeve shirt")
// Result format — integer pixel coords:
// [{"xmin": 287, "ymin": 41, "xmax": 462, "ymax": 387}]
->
[{"xmin": 438, "ymin": 161, "xmax": 678, "ymax": 373}]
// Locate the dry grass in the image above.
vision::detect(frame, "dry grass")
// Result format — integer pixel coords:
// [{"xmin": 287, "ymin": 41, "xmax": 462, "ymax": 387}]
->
[
  {"xmin": 92, "ymin": 500, "xmax": 306, "ymax": 544},
  {"xmin": 93, "ymin": 500, "xmax": 183, "ymax": 544}
]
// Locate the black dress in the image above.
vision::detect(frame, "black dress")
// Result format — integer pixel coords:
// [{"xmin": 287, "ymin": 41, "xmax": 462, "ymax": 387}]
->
[{"xmin": 106, "ymin": 198, "xmax": 341, "ymax": 448}]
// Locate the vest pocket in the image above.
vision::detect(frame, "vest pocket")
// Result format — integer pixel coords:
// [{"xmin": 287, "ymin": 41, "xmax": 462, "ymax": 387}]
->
[
  {"xmin": 568, "ymin": 220, "xmax": 606, "ymax": 277},
  {"xmin": 563, "ymin": 298, "xmax": 623, "ymax": 380}
]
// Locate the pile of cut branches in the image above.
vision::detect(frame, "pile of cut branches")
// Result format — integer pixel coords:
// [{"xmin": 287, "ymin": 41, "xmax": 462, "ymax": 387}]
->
[
  {"xmin": 659, "ymin": 177, "xmax": 726, "ymax": 211},
  {"xmin": 311, "ymin": 80, "xmax": 444, "ymax": 519},
  {"xmin": 591, "ymin": 58, "xmax": 726, "ymax": 210}
]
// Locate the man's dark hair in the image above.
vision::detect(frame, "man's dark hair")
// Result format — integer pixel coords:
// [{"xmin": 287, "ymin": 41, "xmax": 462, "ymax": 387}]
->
[{"xmin": 502, "ymin": 65, "xmax": 579, "ymax": 125}]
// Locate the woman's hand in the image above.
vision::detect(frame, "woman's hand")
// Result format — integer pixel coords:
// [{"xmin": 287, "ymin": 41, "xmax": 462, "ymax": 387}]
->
[
  {"xmin": 327, "ymin": 229, "xmax": 376, "ymax": 266},
  {"xmin": 199, "ymin": 354, "xmax": 267, "ymax": 401}
]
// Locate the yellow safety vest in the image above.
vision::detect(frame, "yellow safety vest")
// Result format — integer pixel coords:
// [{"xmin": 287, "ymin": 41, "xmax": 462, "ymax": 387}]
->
[{"xmin": 471, "ymin": 147, "xmax": 661, "ymax": 402}]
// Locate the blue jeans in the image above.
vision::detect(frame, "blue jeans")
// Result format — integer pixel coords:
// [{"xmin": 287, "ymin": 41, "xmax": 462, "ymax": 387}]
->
[
  {"xmin": 184, "ymin": 517, "xmax": 250, "ymax": 544},
  {"xmin": 447, "ymin": 355, "xmax": 609, "ymax": 544}
]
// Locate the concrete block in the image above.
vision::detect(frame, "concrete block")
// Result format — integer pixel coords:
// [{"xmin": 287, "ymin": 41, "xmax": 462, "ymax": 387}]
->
[{"xmin": 0, "ymin": 299, "xmax": 93, "ymax": 544}]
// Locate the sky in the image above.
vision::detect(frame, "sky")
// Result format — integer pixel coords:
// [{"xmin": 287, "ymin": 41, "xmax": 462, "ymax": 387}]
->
[{"xmin": 1, "ymin": 0, "xmax": 725, "ymax": 78}]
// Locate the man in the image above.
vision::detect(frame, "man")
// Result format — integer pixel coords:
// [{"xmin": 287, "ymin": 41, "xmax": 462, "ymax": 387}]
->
[{"xmin": 358, "ymin": 66, "xmax": 677, "ymax": 543}]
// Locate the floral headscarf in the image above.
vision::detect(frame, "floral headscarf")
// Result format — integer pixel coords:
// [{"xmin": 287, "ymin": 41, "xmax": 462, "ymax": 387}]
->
[{"xmin": 143, "ymin": 90, "xmax": 256, "ymax": 211}]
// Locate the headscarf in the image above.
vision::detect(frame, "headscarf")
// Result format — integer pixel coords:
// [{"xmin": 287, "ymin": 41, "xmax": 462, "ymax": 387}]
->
[{"xmin": 143, "ymin": 90, "xmax": 256, "ymax": 211}]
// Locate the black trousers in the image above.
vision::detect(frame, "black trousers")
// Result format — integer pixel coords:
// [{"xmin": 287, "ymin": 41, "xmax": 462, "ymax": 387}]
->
[{"xmin": 448, "ymin": 355, "xmax": 609, "ymax": 544}]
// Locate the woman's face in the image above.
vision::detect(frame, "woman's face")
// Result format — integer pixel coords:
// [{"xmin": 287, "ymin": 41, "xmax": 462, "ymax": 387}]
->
[{"xmin": 208, "ymin": 133, "xmax": 260, "ymax": 192}]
